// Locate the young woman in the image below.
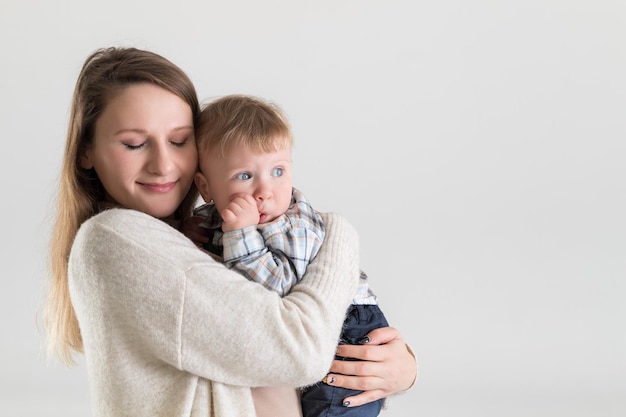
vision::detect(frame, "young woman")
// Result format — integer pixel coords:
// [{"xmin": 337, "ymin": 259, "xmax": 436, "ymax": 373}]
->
[{"xmin": 44, "ymin": 46, "xmax": 416, "ymax": 417}]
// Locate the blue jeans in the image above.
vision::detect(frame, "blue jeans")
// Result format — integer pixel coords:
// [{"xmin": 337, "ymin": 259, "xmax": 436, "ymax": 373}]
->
[{"xmin": 301, "ymin": 304, "xmax": 389, "ymax": 417}]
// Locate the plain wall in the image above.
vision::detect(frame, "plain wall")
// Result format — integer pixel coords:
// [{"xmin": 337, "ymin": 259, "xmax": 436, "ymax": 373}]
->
[{"xmin": 1, "ymin": 1, "xmax": 624, "ymax": 416}]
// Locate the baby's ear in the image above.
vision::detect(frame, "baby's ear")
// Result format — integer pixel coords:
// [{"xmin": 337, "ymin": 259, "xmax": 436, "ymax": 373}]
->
[{"xmin": 194, "ymin": 172, "xmax": 212, "ymax": 203}]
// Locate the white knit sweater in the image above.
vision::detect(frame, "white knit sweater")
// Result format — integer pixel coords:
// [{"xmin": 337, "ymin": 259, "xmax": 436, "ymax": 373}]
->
[{"xmin": 69, "ymin": 209, "xmax": 360, "ymax": 417}]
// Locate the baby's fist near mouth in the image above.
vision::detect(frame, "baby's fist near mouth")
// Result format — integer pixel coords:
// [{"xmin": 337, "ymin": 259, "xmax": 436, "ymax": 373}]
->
[{"xmin": 221, "ymin": 195, "xmax": 261, "ymax": 232}]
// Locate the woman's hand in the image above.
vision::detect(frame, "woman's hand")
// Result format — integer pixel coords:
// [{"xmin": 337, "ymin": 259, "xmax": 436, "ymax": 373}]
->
[{"xmin": 324, "ymin": 327, "xmax": 417, "ymax": 407}]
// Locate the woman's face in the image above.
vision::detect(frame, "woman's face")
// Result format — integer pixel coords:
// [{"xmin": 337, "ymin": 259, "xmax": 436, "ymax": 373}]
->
[{"xmin": 82, "ymin": 83, "xmax": 198, "ymax": 219}]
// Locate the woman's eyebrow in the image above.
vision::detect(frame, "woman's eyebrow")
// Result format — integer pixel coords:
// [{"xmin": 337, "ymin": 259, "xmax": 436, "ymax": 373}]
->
[{"xmin": 113, "ymin": 125, "xmax": 193, "ymax": 136}]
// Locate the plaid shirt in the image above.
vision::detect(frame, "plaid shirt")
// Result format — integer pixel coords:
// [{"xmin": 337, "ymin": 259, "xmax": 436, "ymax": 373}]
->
[{"xmin": 195, "ymin": 188, "xmax": 376, "ymax": 304}]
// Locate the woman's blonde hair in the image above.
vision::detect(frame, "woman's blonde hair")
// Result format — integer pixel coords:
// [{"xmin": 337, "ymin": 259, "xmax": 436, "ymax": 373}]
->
[{"xmin": 44, "ymin": 47, "xmax": 201, "ymax": 365}]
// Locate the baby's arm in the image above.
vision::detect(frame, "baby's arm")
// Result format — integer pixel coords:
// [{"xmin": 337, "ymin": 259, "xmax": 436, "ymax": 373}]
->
[
  {"xmin": 221, "ymin": 196, "xmax": 325, "ymax": 297},
  {"xmin": 222, "ymin": 223, "xmax": 324, "ymax": 296}
]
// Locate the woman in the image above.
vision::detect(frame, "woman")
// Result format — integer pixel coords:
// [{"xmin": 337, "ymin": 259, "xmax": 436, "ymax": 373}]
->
[{"xmin": 44, "ymin": 47, "xmax": 416, "ymax": 417}]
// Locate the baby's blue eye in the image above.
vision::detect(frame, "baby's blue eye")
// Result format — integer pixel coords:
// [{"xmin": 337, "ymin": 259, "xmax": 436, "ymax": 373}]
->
[
  {"xmin": 272, "ymin": 168, "xmax": 284, "ymax": 177},
  {"xmin": 236, "ymin": 172, "xmax": 252, "ymax": 180}
]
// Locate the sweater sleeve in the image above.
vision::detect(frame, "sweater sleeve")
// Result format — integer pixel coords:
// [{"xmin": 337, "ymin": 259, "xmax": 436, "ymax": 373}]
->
[{"xmin": 69, "ymin": 209, "xmax": 359, "ymax": 388}]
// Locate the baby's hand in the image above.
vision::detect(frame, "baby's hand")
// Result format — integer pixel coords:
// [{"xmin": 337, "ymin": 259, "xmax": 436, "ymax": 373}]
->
[{"xmin": 221, "ymin": 195, "xmax": 259, "ymax": 232}]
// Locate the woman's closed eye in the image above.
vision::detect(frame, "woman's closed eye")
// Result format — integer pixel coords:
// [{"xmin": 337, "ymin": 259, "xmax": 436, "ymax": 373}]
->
[
  {"xmin": 121, "ymin": 136, "xmax": 190, "ymax": 151},
  {"xmin": 123, "ymin": 142, "xmax": 145, "ymax": 150},
  {"xmin": 170, "ymin": 136, "xmax": 192, "ymax": 148}
]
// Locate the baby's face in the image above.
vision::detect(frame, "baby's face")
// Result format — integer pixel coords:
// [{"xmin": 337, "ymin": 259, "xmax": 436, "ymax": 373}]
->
[{"xmin": 200, "ymin": 143, "xmax": 293, "ymax": 224}]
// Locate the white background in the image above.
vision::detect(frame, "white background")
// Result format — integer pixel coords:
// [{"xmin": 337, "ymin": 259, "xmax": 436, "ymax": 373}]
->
[{"xmin": 1, "ymin": 1, "xmax": 625, "ymax": 416}]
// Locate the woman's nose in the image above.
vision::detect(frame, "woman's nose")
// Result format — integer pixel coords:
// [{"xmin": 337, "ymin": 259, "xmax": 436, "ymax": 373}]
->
[{"xmin": 148, "ymin": 144, "xmax": 174, "ymax": 175}]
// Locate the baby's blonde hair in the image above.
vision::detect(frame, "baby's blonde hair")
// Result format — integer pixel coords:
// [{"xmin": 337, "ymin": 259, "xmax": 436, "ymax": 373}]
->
[{"xmin": 197, "ymin": 94, "xmax": 292, "ymax": 159}]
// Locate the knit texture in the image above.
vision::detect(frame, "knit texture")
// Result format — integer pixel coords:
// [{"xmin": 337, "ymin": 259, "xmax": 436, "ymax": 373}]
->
[{"xmin": 68, "ymin": 208, "xmax": 360, "ymax": 417}]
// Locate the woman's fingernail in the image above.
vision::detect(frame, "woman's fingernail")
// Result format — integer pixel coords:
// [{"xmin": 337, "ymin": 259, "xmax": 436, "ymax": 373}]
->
[
  {"xmin": 343, "ymin": 401, "xmax": 351, "ymax": 407},
  {"xmin": 322, "ymin": 375, "xmax": 335, "ymax": 384},
  {"xmin": 357, "ymin": 336, "xmax": 370, "ymax": 344}
]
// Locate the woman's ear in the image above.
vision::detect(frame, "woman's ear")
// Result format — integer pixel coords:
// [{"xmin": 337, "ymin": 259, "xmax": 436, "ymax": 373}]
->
[
  {"xmin": 194, "ymin": 172, "xmax": 212, "ymax": 203},
  {"xmin": 80, "ymin": 150, "xmax": 93, "ymax": 169}
]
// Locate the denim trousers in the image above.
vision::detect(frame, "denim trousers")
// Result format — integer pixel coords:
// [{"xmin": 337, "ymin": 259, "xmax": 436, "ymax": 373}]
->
[{"xmin": 301, "ymin": 304, "xmax": 389, "ymax": 417}]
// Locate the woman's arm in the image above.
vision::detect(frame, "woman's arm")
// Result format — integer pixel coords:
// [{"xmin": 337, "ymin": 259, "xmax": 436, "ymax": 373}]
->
[
  {"xmin": 324, "ymin": 327, "xmax": 418, "ymax": 407},
  {"xmin": 71, "ymin": 209, "xmax": 360, "ymax": 388}
]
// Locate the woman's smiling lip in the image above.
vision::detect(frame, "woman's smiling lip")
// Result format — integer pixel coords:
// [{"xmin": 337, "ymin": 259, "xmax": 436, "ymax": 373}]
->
[{"xmin": 138, "ymin": 181, "xmax": 178, "ymax": 193}]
